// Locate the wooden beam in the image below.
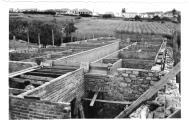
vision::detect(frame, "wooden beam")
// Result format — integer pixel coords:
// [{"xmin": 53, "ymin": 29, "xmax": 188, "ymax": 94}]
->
[
  {"xmin": 73, "ymin": 98, "xmax": 79, "ymax": 118},
  {"xmin": 78, "ymin": 103, "xmax": 85, "ymax": 118},
  {"xmin": 115, "ymin": 62, "xmax": 180, "ymax": 118},
  {"xmin": 25, "ymin": 72, "xmax": 61, "ymax": 77},
  {"xmin": 9, "ymin": 66, "xmax": 39, "ymax": 78},
  {"xmin": 83, "ymin": 98, "xmax": 132, "ymax": 105},
  {"xmin": 90, "ymin": 88, "xmax": 101, "ymax": 106},
  {"xmin": 167, "ymin": 109, "xmax": 181, "ymax": 118}
]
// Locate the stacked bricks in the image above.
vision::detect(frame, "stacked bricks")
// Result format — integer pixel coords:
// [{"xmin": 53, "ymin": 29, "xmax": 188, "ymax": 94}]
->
[
  {"xmin": 9, "ymin": 96, "xmax": 71, "ymax": 119},
  {"xmin": 25, "ymin": 68, "xmax": 84, "ymax": 103}
]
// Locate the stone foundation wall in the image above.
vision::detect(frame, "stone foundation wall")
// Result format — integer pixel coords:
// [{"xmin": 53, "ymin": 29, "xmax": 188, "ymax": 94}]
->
[
  {"xmin": 102, "ymin": 58, "xmax": 119, "ymax": 64},
  {"xmin": 122, "ymin": 59, "xmax": 154, "ymax": 70},
  {"xmin": 106, "ymin": 68, "xmax": 160, "ymax": 101},
  {"xmin": 85, "ymin": 68, "xmax": 160, "ymax": 101}
]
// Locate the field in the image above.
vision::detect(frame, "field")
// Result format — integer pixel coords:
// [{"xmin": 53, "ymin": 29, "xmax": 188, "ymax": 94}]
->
[
  {"xmin": 75, "ymin": 18, "xmax": 180, "ymax": 38},
  {"xmin": 10, "ymin": 14, "xmax": 180, "ymax": 40},
  {"xmin": 9, "ymin": 40, "xmax": 39, "ymax": 50}
]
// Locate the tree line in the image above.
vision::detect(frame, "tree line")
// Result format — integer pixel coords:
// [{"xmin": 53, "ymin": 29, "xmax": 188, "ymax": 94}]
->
[{"xmin": 9, "ymin": 17, "xmax": 77, "ymax": 47}]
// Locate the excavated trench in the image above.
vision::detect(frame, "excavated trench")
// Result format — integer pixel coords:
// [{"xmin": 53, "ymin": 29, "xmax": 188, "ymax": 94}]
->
[{"xmin": 82, "ymin": 91, "xmax": 126, "ymax": 118}]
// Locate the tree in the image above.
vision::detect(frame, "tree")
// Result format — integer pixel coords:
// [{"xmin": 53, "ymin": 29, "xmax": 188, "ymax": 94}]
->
[
  {"xmin": 152, "ymin": 15, "xmax": 161, "ymax": 21},
  {"xmin": 172, "ymin": 8, "xmax": 177, "ymax": 17},
  {"xmin": 64, "ymin": 22, "xmax": 77, "ymax": 38},
  {"xmin": 134, "ymin": 15, "xmax": 141, "ymax": 21},
  {"xmin": 122, "ymin": 8, "xmax": 126, "ymax": 13},
  {"xmin": 9, "ymin": 18, "xmax": 30, "ymax": 40}
]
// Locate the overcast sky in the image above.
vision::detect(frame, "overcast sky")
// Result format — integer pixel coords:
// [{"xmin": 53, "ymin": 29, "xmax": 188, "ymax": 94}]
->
[{"xmin": 7, "ymin": 0, "xmax": 186, "ymax": 13}]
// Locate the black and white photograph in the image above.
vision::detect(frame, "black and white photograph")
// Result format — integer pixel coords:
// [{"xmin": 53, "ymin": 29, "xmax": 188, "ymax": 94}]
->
[{"xmin": 1, "ymin": 0, "xmax": 188, "ymax": 124}]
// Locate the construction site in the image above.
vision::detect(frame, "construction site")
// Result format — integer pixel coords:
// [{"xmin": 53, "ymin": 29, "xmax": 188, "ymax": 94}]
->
[{"xmin": 9, "ymin": 32, "xmax": 181, "ymax": 119}]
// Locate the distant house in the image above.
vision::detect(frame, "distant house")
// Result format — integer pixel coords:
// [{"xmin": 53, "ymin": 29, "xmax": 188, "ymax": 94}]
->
[
  {"xmin": 122, "ymin": 12, "xmax": 138, "ymax": 18},
  {"xmin": 93, "ymin": 12, "xmax": 100, "ymax": 17},
  {"xmin": 78, "ymin": 9, "xmax": 92, "ymax": 16},
  {"xmin": 71, "ymin": 9, "xmax": 79, "ymax": 15}
]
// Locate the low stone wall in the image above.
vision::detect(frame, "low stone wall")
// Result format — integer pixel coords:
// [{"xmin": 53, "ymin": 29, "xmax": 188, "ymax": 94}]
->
[
  {"xmin": 9, "ymin": 96, "xmax": 71, "ymax": 119},
  {"xmin": 19, "ymin": 68, "xmax": 84, "ymax": 103},
  {"xmin": 122, "ymin": 59, "xmax": 155, "ymax": 70},
  {"xmin": 119, "ymin": 50, "xmax": 157, "ymax": 60},
  {"xmin": 102, "ymin": 58, "xmax": 120, "ymax": 64}
]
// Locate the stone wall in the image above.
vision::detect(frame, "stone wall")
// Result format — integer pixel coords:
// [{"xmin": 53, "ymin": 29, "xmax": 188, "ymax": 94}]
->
[
  {"xmin": 53, "ymin": 41, "xmax": 120, "ymax": 66},
  {"xmin": 19, "ymin": 68, "xmax": 84, "ymax": 103},
  {"xmin": 85, "ymin": 68, "xmax": 160, "ymax": 101},
  {"xmin": 119, "ymin": 50, "xmax": 157, "ymax": 60},
  {"xmin": 9, "ymin": 96, "xmax": 71, "ymax": 119},
  {"xmin": 102, "ymin": 58, "xmax": 119, "ymax": 64},
  {"xmin": 106, "ymin": 68, "xmax": 160, "ymax": 101}
]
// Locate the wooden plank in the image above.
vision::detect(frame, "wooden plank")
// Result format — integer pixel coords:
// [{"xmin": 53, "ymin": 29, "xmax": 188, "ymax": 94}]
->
[
  {"xmin": 25, "ymin": 71, "xmax": 61, "ymax": 78},
  {"xmin": 83, "ymin": 98, "xmax": 132, "ymax": 105},
  {"xmin": 9, "ymin": 66, "xmax": 39, "ymax": 78},
  {"xmin": 167, "ymin": 109, "xmax": 181, "ymax": 118},
  {"xmin": 74, "ymin": 98, "xmax": 79, "ymax": 118},
  {"xmin": 115, "ymin": 62, "xmax": 180, "ymax": 118},
  {"xmin": 33, "ymin": 70, "xmax": 71, "ymax": 75},
  {"xmin": 90, "ymin": 88, "xmax": 101, "ymax": 106}
]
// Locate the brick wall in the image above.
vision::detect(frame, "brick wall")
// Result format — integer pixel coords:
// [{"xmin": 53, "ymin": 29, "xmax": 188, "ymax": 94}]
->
[
  {"xmin": 53, "ymin": 41, "xmax": 120, "ymax": 66},
  {"xmin": 9, "ymin": 96, "xmax": 71, "ymax": 119},
  {"xmin": 20, "ymin": 68, "xmax": 84, "ymax": 103}
]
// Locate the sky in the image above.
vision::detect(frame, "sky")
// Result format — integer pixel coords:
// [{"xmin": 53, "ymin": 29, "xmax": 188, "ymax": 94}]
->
[{"xmin": 6, "ymin": 0, "xmax": 187, "ymax": 13}]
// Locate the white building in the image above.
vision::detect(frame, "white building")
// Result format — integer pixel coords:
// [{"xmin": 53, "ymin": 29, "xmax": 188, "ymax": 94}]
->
[
  {"xmin": 122, "ymin": 12, "xmax": 138, "ymax": 18},
  {"xmin": 139, "ymin": 11, "xmax": 163, "ymax": 18}
]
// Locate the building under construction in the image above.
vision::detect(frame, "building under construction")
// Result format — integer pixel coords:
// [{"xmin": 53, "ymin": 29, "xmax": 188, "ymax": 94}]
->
[{"xmin": 9, "ymin": 36, "xmax": 181, "ymax": 119}]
